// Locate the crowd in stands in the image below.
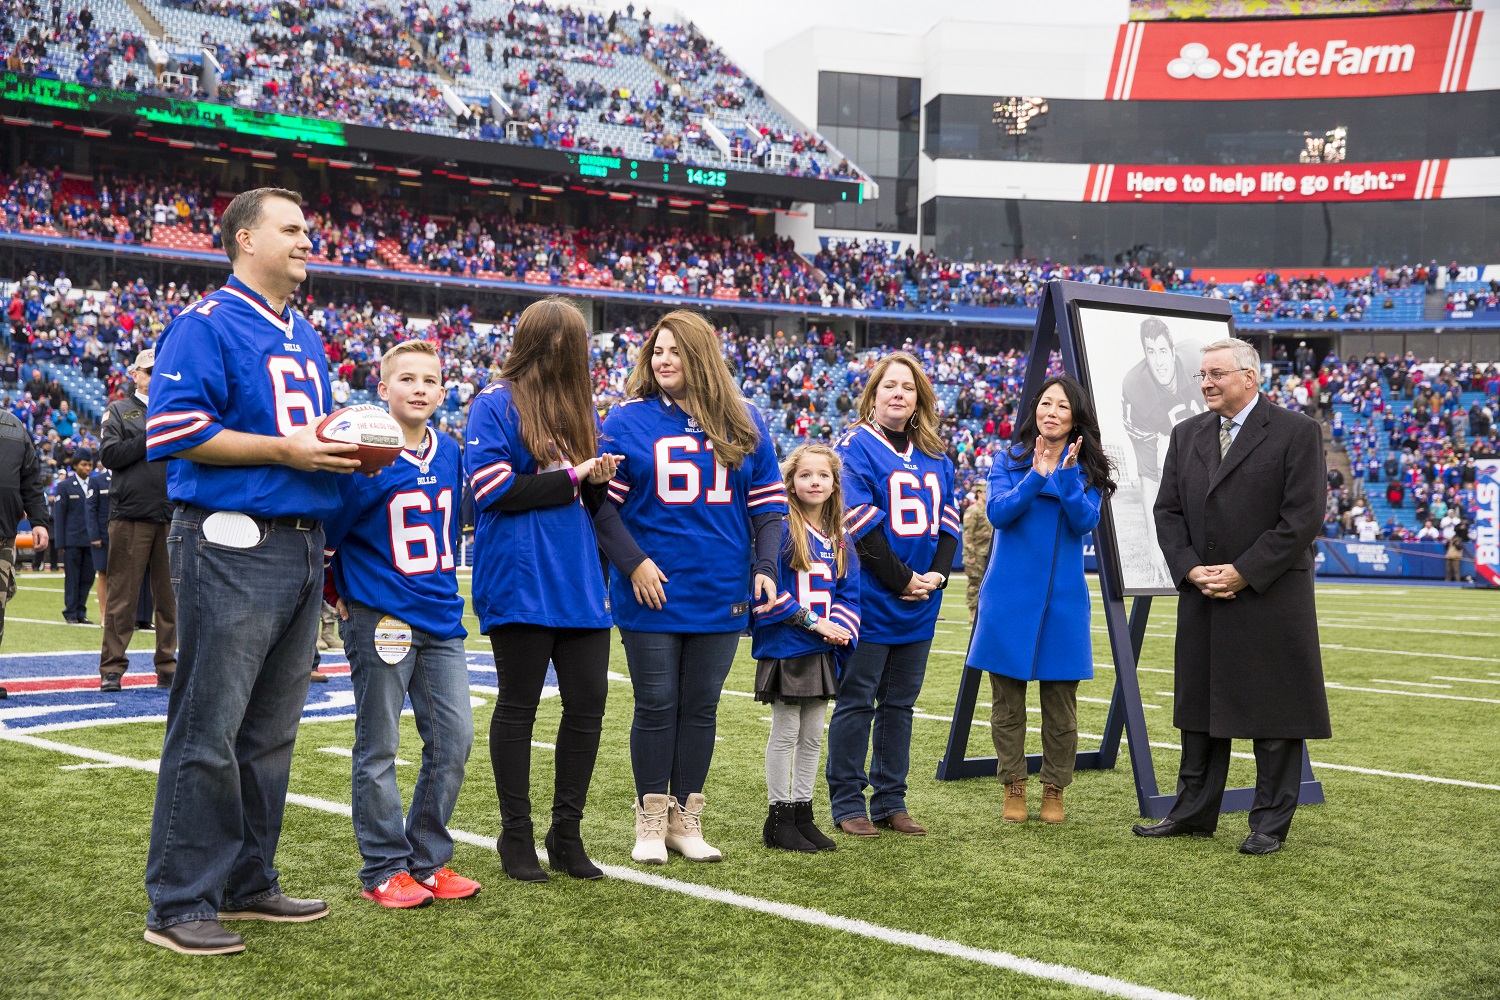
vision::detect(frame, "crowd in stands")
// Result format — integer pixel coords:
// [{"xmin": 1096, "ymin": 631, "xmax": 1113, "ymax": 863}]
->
[
  {"xmin": 6, "ymin": 0, "xmax": 861, "ymax": 180},
  {"xmin": 11, "ymin": 164, "xmax": 1477, "ymax": 327},
  {"xmin": 1267, "ymin": 353, "xmax": 1500, "ymax": 544}
]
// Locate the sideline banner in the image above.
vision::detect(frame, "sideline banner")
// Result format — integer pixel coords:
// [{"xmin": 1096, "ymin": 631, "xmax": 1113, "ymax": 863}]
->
[
  {"xmin": 1086, "ymin": 160, "xmax": 1447, "ymax": 204},
  {"xmin": 1476, "ymin": 459, "xmax": 1500, "ymax": 587}
]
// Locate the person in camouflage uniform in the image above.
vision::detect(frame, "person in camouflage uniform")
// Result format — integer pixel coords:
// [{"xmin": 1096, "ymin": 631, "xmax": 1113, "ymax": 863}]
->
[{"xmin": 962, "ymin": 481, "xmax": 992, "ymax": 625}]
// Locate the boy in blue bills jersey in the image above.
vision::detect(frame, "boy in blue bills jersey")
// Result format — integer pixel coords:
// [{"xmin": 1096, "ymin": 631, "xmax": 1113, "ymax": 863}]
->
[
  {"xmin": 751, "ymin": 444, "xmax": 860, "ymax": 855},
  {"xmin": 322, "ymin": 339, "xmax": 480, "ymax": 909},
  {"xmin": 142, "ymin": 188, "xmax": 363, "ymax": 956},
  {"xmin": 827, "ymin": 352, "xmax": 960, "ymax": 839}
]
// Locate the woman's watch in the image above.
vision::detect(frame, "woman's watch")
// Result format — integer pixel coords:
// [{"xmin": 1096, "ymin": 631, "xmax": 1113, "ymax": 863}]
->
[{"xmin": 792, "ymin": 608, "xmax": 821, "ymax": 631}]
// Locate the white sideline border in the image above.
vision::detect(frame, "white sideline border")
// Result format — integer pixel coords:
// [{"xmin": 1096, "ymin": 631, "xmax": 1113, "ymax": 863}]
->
[{"xmin": 0, "ymin": 729, "xmax": 1193, "ymax": 1000}]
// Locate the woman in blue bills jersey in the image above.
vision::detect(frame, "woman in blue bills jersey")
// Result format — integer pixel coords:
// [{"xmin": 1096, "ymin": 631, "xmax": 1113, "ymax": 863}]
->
[
  {"xmin": 828, "ymin": 351, "xmax": 961, "ymax": 839},
  {"xmin": 601, "ymin": 309, "xmax": 788, "ymax": 865},
  {"xmin": 968, "ymin": 375, "xmax": 1112, "ymax": 825},
  {"xmin": 465, "ymin": 298, "xmax": 638, "ymax": 884}
]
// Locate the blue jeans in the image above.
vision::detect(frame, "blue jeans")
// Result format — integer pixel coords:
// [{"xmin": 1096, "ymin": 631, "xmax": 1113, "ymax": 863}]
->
[
  {"xmin": 619, "ymin": 629, "xmax": 740, "ymax": 803},
  {"xmin": 343, "ymin": 601, "xmax": 473, "ymax": 890},
  {"xmin": 825, "ymin": 639, "xmax": 933, "ymax": 825},
  {"xmin": 144, "ymin": 508, "xmax": 322, "ymax": 930}
]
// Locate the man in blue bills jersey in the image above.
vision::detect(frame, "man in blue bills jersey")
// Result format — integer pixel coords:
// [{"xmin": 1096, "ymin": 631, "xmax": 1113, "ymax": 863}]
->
[
  {"xmin": 142, "ymin": 188, "xmax": 363, "ymax": 956},
  {"xmin": 322, "ymin": 339, "xmax": 481, "ymax": 909}
]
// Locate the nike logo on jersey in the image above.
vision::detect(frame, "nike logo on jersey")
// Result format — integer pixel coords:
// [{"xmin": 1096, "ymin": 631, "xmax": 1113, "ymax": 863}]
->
[
  {"xmin": 160, "ymin": 372, "xmax": 183, "ymax": 381},
  {"xmin": 469, "ymin": 438, "xmax": 480, "ymax": 445}
]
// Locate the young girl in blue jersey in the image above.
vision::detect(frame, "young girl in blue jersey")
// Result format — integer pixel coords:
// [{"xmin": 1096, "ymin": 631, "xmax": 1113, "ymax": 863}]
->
[
  {"xmin": 323, "ymin": 339, "xmax": 482, "ymax": 909},
  {"xmin": 601, "ymin": 309, "xmax": 787, "ymax": 864},
  {"xmin": 752, "ymin": 444, "xmax": 860, "ymax": 853},
  {"xmin": 827, "ymin": 352, "xmax": 961, "ymax": 839},
  {"xmin": 465, "ymin": 298, "xmax": 636, "ymax": 883}
]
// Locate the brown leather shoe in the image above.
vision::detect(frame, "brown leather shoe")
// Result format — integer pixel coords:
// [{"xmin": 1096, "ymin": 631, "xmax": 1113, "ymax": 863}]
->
[
  {"xmin": 1040, "ymin": 783, "xmax": 1065, "ymax": 824},
  {"xmin": 875, "ymin": 812, "xmax": 926, "ymax": 836},
  {"xmin": 1002, "ymin": 780, "xmax": 1028, "ymax": 823},
  {"xmin": 836, "ymin": 816, "xmax": 879, "ymax": 837}
]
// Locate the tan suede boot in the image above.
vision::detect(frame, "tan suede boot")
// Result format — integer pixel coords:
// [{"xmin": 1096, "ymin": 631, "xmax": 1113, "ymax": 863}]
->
[
  {"xmin": 1002, "ymin": 780, "xmax": 1028, "ymax": 823},
  {"xmin": 1040, "ymin": 783, "xmax": 1065, "ymax": 824}
]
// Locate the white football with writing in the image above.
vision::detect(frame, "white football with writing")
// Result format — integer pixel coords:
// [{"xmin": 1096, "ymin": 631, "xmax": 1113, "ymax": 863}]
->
[{"xmin": 315, "ymin": 404, "xmax": 403, "ymax": 474}]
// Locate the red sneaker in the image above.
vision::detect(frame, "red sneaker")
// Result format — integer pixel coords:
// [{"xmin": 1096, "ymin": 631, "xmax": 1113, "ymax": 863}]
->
[
  {"xmin": 360, "ymin": 872, "xmax": 433, "ymax": 909},
  {"xmin": 420, "ymin": 867, "xmax": 482, "ymax": 900}
]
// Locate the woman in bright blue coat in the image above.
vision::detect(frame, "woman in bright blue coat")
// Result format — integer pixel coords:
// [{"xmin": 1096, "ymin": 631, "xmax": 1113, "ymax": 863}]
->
[{"xmin": 968, "ymin": 375, "xmax": 1115, "ymax": 825}]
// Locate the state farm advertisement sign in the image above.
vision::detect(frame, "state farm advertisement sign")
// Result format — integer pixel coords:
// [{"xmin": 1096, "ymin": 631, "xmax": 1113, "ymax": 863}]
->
[
  {"xmin": 1085, "ymin": 160, "xmax": 1447, "ymax": 204},
  {"xmin": 1108, "ymin": 10, "xmax": 1482, "ymax": 100}
]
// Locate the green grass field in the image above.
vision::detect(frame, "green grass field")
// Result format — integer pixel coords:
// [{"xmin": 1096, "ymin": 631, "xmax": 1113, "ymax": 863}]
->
[{"xmin": 2, "ymin": 572, "xmax": 1498, "ymax": 1000}]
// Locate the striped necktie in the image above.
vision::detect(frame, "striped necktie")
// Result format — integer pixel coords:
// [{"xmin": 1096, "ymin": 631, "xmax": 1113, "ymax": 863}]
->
[{"xmin": 1219, "ymin": 419, "xmax": 1233, "ymax": 459}]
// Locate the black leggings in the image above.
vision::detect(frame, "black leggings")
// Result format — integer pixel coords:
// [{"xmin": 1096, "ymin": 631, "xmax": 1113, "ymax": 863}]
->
[{"xmin": 487, "ymin": 624, "xmax": 610, "ymax": 829}]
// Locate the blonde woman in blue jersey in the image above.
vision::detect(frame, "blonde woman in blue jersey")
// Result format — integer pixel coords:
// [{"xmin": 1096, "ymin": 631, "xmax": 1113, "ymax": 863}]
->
[
  {"xmin": 602, "ymin": 310, "xmax": 788, "ymax": 865},
  {"xmin": 751, "ymin": 444, "xmax": 860, "ymax": 853},
  {"xmin": 828, "ymin": 352, "xmax": 961, "ymax": 838}
]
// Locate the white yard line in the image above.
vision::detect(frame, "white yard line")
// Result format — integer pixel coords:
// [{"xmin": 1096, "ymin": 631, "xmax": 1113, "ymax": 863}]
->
[
  {"xmin": 1430, "ymin": 675, "xmax": 1500, "ymax": 686},
  {"xmin": 1368, "ymin": 679, "xmax": 1452, "ymax": 689},
  {"xmin": 0, "ymin": 728, "xmax": 1196, "ymax": 1000},
  {"xmin": 1324, "ymin": 683, "xmax": 1500, "ymax": 706},
  {"xmin": 1321, "ymin": 644, "xmax": 1500, "ymax": 664},
  {"xmin": 317, "ymin": 746, "xmax": 413, "ymax": 766},
  {"xmin": 1317, "ymin": 621, "xmax": 1500, "ymax": 639}
]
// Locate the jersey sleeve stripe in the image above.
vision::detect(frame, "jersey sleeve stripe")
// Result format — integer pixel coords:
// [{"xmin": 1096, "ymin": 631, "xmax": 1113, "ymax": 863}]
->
[
  {"xmin": 844, "ymin": 505, "xmax": 879, "ymax": 534},
  {"xmin": 472, "ymin": 468, "xmax": 513, "ymax": 501},
  {"xmin": 748, "ymin": 482, "xmax": 785, "ymax": 496},
  {"xmin": 607, "ymin": 477, "xmax": 631, "ymax": 493},
  {"xmin": 472, "ymin": 459, "xmax": 511, "ymax": 481},
  {"xmin": 146, "ymin": 409, "xmax": 215, "ymax": 430},
  {"xmin": 746, "ymin": 489, "xmax": 788, "ymax": 509},
  {"xmin": 941, "ymin": 514, "xmax": 963, "ymax": 533},
  {"xmin": 145, "ymin": 417, "xmax": 214, "ymax": 449}
]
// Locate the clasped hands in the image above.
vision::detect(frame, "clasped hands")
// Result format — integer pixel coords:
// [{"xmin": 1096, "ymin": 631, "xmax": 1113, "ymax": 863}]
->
[
  {"xmin": 1187, "ymin": 564, "xmax": 1248, "ymax": 599},
  {"xmin": 900, "ymin": 570, "xmax": 945, "ymax": 602}
]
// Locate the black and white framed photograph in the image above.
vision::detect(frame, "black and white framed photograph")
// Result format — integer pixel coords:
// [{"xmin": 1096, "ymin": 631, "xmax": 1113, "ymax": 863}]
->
[{"xmin": 1071, "ymin": 300, "xmax": 1237, "ymax": 594}]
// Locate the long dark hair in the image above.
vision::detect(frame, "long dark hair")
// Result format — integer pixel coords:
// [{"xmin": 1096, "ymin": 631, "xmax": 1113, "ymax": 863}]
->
[
  {"xmin": 499, "ymin": 297, "xmax": 598, "ymax": 465},
  {"xmin": 1009, "ymin": 374, "xmax": 1117, "ymax": 499}
]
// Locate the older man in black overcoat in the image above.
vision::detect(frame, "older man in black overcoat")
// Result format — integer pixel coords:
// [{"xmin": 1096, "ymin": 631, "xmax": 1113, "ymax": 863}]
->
[{"xmin": 1133, "ymin": 336, "xmax": 1331, "ymax": 855}]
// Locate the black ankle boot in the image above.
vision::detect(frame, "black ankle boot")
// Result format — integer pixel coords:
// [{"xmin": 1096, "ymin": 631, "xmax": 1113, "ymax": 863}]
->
[
  {"xmin": 793, "ymin": 801, "xmax": 836, "ymax": 851},
  {"xmin": 498, "ymin": 824, "xmax": 549, "ymax": 882},
  {"xmin": 766, "ymin": 802, "xmax": 818, "ymax": 853},
  {"xmin": 545, "ymin": 822, "xmax": 603, "ymax": 880},
  {"xmin": 761, "ymin": 803, "xmax": 776, "ymax": 847}
]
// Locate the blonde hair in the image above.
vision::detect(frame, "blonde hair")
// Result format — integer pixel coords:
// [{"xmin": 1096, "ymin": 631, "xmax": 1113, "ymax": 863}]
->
[
  {"xmin": 781, "ymin": 444, "xmax": 849, "ymax": 578},
  {"xmin": 380, "ymin": 338, "xmax": 440, "ymax": 382},
  {"xmin": 626, "ymin": 309, "xmax": 758, "ymax": 468},
  {"xmin": 857, "ymin": 351, "xmax": 945, "ymax": 458}
]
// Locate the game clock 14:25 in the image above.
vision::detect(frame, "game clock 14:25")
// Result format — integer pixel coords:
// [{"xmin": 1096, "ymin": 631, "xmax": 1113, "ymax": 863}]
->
[{"xmin": 683, "ymin": 167, "xmax": 727, "ymax": 187}]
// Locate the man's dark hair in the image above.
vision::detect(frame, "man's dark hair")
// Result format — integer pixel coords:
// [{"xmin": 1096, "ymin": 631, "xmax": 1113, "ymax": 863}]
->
[
  {"xmin": 219, "ymin": 187, "xmax": 303, "ymax": 264},
  {"xmin": 1139, "ymin": 316, "xmax": 1172, "ymax": 349}
]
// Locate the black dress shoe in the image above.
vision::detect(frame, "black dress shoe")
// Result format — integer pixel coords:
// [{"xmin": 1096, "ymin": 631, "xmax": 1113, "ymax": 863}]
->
[
  {"xmin": 137, "ymin": 621, "xmax": 155, "ymax": 631},
  {"xmin": 144, "ymin": 920, "xmax": 246, "ymax": 955},
  {"xmin": 1239, "ymin": 832, "xmax": 1283, "ymax": 855},
  {"xmin": 156, "ymin": 672, "xmax": 175, "ymax": 690},
  {"xmin": 217, "ymin": 893, "xmax": 329, "ymax": 922},
  {"xmin": 100, "ymin": 673, "xmax": 123, "ymax": 693},
  {"xmin": 1132, "ymin": 819, "xmax": 1212, "ymax": 839}
]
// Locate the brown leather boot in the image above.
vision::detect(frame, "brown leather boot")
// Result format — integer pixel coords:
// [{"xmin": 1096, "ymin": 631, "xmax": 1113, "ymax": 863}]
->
[
  {"xmin": 1040, "ymin": 783, "xmax": 1065, "ymax": 824},
  {"xmin": 1002, "ymin": 780, "xmax": 1027, "ymax": 823}
]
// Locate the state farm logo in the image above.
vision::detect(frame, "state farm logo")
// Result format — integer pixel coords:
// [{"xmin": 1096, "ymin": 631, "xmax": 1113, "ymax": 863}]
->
[
  {"xmin": 1167, "ymin": 43, "xmax": 1220, "ymax": 80},
  {"xmin": 1166, "ymin": 39, "xmax": 1415, "ymax": 81}
]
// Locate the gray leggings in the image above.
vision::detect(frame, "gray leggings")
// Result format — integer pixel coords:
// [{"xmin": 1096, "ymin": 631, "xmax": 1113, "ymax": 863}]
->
[{"xmin": 765, "ymin": 700, "xmax": 829, "ymax": 803}]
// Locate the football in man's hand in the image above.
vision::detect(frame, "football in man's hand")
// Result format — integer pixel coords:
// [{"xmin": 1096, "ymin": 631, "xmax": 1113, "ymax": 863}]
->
[{"xmin": 315, "ymin": 404, "xmax": 404, "ymax": 474}]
